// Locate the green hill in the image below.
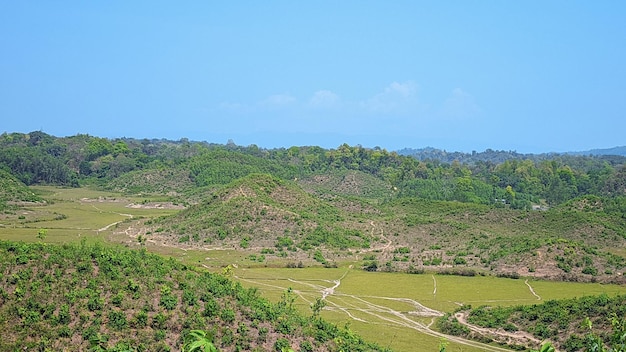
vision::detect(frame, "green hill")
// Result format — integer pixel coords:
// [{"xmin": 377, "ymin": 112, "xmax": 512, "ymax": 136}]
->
[
  {"xmin": 373, "ymin": 197, "xmax": 626, "ymax": 282},
  {"xmin": 150, "ymin": 173, "xmax": 372, "ymax": 252},
  {"xmin": 0, "ymin": 169, "xmax": 42, "ymax": 208},
  {"xmin": 142, "ymin": 171, "xmax": 626, "ymax": 281},
  {"xmin": 298, "ymin": 169, "xmax": 395, "ymax": 200},
  {"xmin": 105, "ymin": 168, "xmax": 194, "ymax": 196},
  {"xmin": 186, "ymin": 149, "xmax": 297, "ymax": 187},
  {"xmin": 0, "ymin": 240, "xmax": 389, "ymax": 352},
  {"xmin": 2, "ymin": 132, "xmax": 626, "ymax": 351}
]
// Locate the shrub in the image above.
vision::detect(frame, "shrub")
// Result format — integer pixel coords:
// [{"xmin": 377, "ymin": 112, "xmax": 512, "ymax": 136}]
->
[
  {"xmin": 274, "ymin": 338, "xmax": 291, "ymax": 351},
  {"xmin": 582, "ymin": 266, "xmax": 598, "ymax": 276},
  {"xmin": 107, "ymin": 310, "xmax": 128, "ymax": 330},
  {"xmin": 363, "ymin": 261, "xmax": 378, "ymax": 272}
]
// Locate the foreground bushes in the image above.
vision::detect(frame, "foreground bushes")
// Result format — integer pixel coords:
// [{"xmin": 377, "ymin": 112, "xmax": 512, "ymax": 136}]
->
[{"xmin": 0, "ymin": 240, "xmax": 389, "ymax": 351}]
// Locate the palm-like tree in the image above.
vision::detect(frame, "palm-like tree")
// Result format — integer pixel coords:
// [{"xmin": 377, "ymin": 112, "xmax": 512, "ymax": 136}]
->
[{"xmin": 183, "ymin": 330, "xmax": 218, "ymax": 352}]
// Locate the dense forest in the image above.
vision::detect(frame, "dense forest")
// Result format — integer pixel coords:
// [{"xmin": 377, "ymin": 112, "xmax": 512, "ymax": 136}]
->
[{"xmin": 1, "ymin": 131, "xmax": 625, "ymax": 210}]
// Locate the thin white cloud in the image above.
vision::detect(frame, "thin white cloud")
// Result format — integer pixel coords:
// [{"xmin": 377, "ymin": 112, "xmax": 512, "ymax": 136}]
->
[
  {"xmin": 359, "ymin": 81, "xmax": 419, "ymax": 114},
  {"xmin": 440, "ymin": 88, "xmax": 481, "ymax": 119},
  {"xmin": 216, "ymin": 81, "xmax": 424, "ymax": 120},
  {"xmin": 308, "ymin": 90, "xmax": 340, "ymax": 108},
  {"xmin": 387, "ymin": 81, "xmax": 416, "ymax": 98},
  {"xmin": 261, "ymin": 93, "xmax": 296, "ymax": 107}
]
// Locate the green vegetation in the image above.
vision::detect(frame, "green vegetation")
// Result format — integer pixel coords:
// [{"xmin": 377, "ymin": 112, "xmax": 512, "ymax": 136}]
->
[
  {"xmin": 0, "ymin": 240, "xmax": 390, "ymax": 351},
  {"xmin": 0, "ymin": 168, "xmax": 43, "ymax": 210},
  {"xmin": 153, "ymin": 173, "xmax": 371, "ymax": 251},
  {"xmin": 2, "ymin": 131, "xmax": 626, "ymax": 351},
  {"xmin": 439, "ymin": 294, "xmax": 626, "ymax": 351},
  {"xmin": 2, "ymin": 132, "xmax": 625, "ymax": 209}
]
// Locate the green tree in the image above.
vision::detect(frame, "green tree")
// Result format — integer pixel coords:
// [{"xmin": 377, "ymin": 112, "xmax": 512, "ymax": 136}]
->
[
  {"xmin": 311, "ymin": 297, "xmax": 326, "ymax": 318},
  {"xmin": 183, "ymin": 329, "xmax": 218, "ymax": 352},
  {"xmin": 530, "ymin": 342, "xmax": 555, "ymax": 352},
  {"xmin": 37, "ymin": 228, "xmax": 47, "ymax": 240}
]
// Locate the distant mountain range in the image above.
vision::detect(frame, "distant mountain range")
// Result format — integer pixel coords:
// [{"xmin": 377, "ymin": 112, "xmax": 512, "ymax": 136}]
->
[
  {"xmin": 396, "ymin": 146, "xmax": 626, "ymax": 164},
  {"xmin": 566, "ymin": 146, "xmax": 626, "ymax": 157}
]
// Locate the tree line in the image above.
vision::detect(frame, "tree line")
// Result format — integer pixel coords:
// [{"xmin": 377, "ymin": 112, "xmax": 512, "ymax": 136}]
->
[{"xmin": 1, "ymin": 131, "xmax": 625, "ymax": 209}]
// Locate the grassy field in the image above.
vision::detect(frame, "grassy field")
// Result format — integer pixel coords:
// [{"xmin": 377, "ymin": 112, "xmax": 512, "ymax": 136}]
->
[
  {"xmin": 0, "ymin": 186, "xmax": 178, "ymax": 243},
  {"xmin": 234, "ymin": 267, "xmax": 626, "ymax": 352},
  {"xmin": 3, "ymin": 186, "xmax": 626, "ymax": 352}
]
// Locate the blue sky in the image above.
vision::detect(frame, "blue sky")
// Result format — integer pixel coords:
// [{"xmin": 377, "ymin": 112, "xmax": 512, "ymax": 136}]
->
[{"xmin": 1, "ymin": 2, "xmax": 625, "ymax": 153}]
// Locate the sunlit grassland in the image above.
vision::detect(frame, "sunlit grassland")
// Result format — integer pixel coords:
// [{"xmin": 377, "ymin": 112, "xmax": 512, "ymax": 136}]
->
[
  {"xmin": 432, "ymin": 275, "xmax": 539, "ymax": 311},
  {"xmin": 234, "ymin": 267, "xmax": 487, "ymax": 351},
  {"xmin": 0, "ymin": 186, "xmax": 178, "ymax": 243},
  {"xmin": 528, "ymin": 279, "xmax": 626, "ymax": 300},
  {"xmin": 319, "ymin": 308, "xmax": 449, "ymax": 352},
  {"xmin": 182, "ymin": 248, "xmax": 251, "ymax": 268},
  {"xmin": 235, "ymin": 266, "xmax": 626, "ymax": 352},
  {"xmin": 32, "ymin": 185, "xmax": 170, "ymax": 200},
  {"xmin": 0, "ymin": 227, "xmax": 104, "ymax": 243}
]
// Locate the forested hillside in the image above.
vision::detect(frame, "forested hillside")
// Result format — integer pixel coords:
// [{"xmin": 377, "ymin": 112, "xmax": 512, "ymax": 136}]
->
[
  {"xmin": 398, "ymin": 146, "xmax": 626, "ymax": 163},
  {"xmin": 0, "ymin": 168, "xmax": 43, "ymax": 212},
  {"xmin": 2, "ymin": 131, "xmax": 625, "ymax": 210}
]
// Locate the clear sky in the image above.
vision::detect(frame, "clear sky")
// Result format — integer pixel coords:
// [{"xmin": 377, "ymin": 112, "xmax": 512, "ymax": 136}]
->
[{"xmin": 1, "ymin": 2, "xmax": 625, "ymax": 153}]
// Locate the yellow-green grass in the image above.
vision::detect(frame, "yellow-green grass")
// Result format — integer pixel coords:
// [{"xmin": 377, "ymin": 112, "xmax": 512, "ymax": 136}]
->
[
  {"xmin": 235, "ymin": 266, "xmax": 626, "ymax": 352},
  {"xmin": 529, "ymin": 279, "xmax": 626, "ymax": 300},
  {"xmin": 235, "ymin": 267, "xmax": 478, "ymax": 351},
  {"xmin": 1, "ymin": 186, "xmax": 179, "ymax": 246},
  {"xmin": 0, "ymin": 227, "xmax": 104, "ymax": 244},
  {"xmin": 349, "ymin": 321, "xmax": 447, "ymax": 352},
  {"xmin": 27, "ymin": 186, "xmax": 177, "ymax": 228},
  {"xmin": 32, "ymin": 185, "xmax": 170, "ymax": 202}
]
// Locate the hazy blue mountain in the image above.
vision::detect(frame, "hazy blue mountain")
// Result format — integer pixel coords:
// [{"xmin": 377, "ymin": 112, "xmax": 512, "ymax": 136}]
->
[
  {"xmin": 397, "ymin": 146, "xmax": 626, "ymax": 163},
  {"xmin": 395, "ymin": 147, "xmax": 555, "ymax": 164},
  {"xmin": 566, "ymin": 146, "xmax": 626, "ymax": 157}
]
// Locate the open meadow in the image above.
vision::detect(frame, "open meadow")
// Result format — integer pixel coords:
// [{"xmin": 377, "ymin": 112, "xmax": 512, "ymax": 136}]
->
[{"xmin": 234, "ymin": 266, "xmax": 626, "ymax": 352}]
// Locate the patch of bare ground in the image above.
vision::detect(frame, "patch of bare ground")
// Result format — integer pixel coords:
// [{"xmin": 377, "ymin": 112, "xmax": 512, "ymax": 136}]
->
[
  {"xmin": 366, "ymin": 220, "xmax": 393, "ymax": 253},
  {"xmin": 126, "ymin": 202, "xmax": 185, "ymax": 210},
  {"xmin": 80, "ymin": 196, "xmax": 129, "ymax": 203},
  {"xmin": 454, "ymin": 311, "xmax": 547, "ymax": 350},
  {"xmin": 6, "ymin": 200, "xmax": 47, "ymax": 206}
]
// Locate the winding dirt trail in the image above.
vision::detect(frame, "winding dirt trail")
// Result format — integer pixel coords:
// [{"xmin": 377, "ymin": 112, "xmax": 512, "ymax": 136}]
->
[
  {"xmin": 321, "ymin": 269, "xmax": 349, "ymax": 299},
  {"xmin": 525, "ymin": 279, "xmax": 541, "ymax": 300},
  {"xmin": 91, "ymin": 205, "xmax": 134, "ymax": 232},
  {"xmin": 238, "ymin": 268, "xmax": 517, "ymax": 352},
  {"xmin": 231, "ymin": 218, "xmax": 536, "ymax": 351},
  {"xmin": 455, "ymin": 311, "xmax": 542, "ymax": 346},
  {"xmin": 368, "ymin": 220, "xmax": 392, "ymax": 252}
]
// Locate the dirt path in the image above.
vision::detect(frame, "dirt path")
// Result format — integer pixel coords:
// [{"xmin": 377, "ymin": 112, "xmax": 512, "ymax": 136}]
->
[
  {"xmin": 321, "ymin": 269, "xmax": 348, "ymax": 299},
  {"xmin": 238, "ymin": 269, "xmax": 516, "ymax": 352},
  {"xmin": 525, "ymin": 279, "xmax": 541, "ymax": 300},
  {"xmin": 368, "ymin": 220, "xmax": 392, "ymax": 252},
  {"xmin": 455, "ymin": 311, "xmax": 542, "ymax": 346},
  {"xmin": 91, "ymin": 204, "xmax": 134, "ymax": 232},
  {"xmin": 323, "ymin": 292, "xmax": 513, "ymax": 351}
]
